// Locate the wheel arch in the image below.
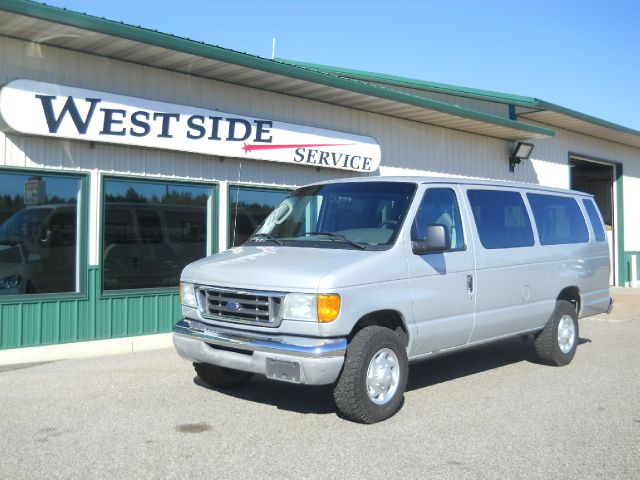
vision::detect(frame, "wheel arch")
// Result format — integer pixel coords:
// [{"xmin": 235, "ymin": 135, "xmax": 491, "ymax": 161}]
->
[
  {"xmin": 348, "ymin": 310, "xmax": 409, "ymax": 347},
  {"xmin": 557, "ymin": 286, "xmax": 581, "ymax": 315}
]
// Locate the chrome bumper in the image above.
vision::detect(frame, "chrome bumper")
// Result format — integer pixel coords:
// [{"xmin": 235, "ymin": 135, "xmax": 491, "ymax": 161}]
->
[{"xmin": 172, "ymin": 319, "xmax": 346, "ymax": 385}]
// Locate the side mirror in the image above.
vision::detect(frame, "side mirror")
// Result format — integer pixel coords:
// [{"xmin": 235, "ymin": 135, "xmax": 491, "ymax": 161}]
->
[
  {"xmin": 40, "ymin": 229, "xmax": 55, "ymax": 244},
  {"xmin": 412, "ymin": 224, "xmax": 450, "ymax": 255}
]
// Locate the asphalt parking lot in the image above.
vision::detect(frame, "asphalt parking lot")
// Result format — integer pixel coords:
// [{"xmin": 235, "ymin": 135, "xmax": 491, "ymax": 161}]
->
[{"xmin": 1, "ymin": 292, "xmax": 639, "ymax": 479}]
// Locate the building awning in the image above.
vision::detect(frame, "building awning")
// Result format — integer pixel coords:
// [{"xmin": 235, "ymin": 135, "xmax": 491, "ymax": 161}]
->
[
  {"xmin": 516, "ymin": 102, "xmax": 640, "ymax": 150},
  {"xmin": 283, "ymin": 60, "xmax": 640, "ymax": 150},
  {"xmin": 0, "ymin": 0, "xmax": 554, "ymax": 142}
]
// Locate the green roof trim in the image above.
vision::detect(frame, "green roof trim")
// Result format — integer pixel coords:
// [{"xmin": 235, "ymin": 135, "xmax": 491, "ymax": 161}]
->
[
  {"xmin": 0, "ymin": 0, "xmax": 555, "ymax": 139},
  {"xmin": 278, "ymin": 58, "xmax": 640, "ymax": 141},
  {"xmin": 276, "ymin": 58, "xmax": 539, "ymax": 106}
]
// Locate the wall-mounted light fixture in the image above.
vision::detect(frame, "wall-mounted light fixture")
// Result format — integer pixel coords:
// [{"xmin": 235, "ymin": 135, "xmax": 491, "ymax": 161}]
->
[{"xmin": 509, "ymin": 141, "xmax": 534, "ymax": 172}]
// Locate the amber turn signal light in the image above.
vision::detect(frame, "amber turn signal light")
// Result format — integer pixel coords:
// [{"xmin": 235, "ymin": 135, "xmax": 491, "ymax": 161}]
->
[{"xmin": 317, "ymin": 294, "xmax": 340, "ymax": 323}]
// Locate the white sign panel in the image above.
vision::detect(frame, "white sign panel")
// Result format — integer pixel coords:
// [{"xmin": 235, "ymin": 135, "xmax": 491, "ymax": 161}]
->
[{"xmin": 0, "ymin": 79, "xmax": 381, "ymax": 172}]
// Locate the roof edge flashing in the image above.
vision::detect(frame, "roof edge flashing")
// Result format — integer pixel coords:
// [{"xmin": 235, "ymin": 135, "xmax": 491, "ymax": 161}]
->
[
  {"xmin": 276, "ymin": 58, "xmax": 539, "ymax": 107},
  {"xmin": 530, "ymin": 100, "xmax": 640, "ymax": 138}
]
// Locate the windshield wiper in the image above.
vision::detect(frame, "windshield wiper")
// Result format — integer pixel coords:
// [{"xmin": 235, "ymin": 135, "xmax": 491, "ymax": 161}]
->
[
  {"xmin": 248, "ymin": 233, "xmax": 284, "ymax": 246},
  {"xmin": 304, "ymin": 231, "xmax": 366, "ymax": 250}
]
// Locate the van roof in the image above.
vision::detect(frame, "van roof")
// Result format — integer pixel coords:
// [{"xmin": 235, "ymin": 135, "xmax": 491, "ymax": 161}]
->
[{"xmin": 307, "ymin": 176, "xmax": 592, "ymax": 197}]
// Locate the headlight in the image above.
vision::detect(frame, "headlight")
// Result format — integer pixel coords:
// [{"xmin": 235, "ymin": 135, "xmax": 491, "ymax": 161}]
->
[
  {"xmin": 282, "ymin": 293, "xmax": 317, "ymax": 321},
  {"xmin": 0, "ymin": 275, "xmax": 21, "ymax": 290},
  {"xmin": 282, "ymin": 293, "xmax": 341, "ymax": 323},
  {"xmin": 180, "ymin": 282, "xmax": 198, "ymax": 307}
]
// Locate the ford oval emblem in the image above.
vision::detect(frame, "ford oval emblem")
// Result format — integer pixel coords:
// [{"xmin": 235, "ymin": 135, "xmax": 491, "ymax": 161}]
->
[{"xmin": 226, "ymin": 302, "xmax": 241, "ymax": 311}]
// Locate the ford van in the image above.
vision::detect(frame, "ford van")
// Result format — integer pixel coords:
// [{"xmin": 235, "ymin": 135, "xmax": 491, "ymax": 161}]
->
[{"xmin": 173, "ymin": 177, "xmax": 612, "ymax": 423}]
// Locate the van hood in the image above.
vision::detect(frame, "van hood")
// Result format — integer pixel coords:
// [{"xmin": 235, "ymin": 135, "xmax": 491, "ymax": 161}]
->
[{"xmin": 181, "ymin": 245, "xmax": 407, "ymax": 291}]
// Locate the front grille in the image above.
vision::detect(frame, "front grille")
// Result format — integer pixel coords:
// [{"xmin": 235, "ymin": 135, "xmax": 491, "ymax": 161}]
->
[{"xmin": 196, "ymin": 286, "xmax": 285, "ymax": 327}]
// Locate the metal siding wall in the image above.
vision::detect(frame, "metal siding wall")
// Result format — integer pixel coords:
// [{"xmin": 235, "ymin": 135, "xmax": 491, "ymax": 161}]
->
[
  {"xmin": 0, "ymin": 36, "xmax": 510, "ymax": 186},
  {"xmin": 2, "ymin": 35, "xmax": 640, "ymax": 350}
]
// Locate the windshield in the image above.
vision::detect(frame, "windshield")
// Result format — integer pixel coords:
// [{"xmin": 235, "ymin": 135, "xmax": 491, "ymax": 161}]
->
[
  {"xmin": 0, "ymin": 207, "xmax": 53, "ymax": 245},
  {"xmin": 247, "ymin": 182, "xmax": 416, "ymax": 249}
]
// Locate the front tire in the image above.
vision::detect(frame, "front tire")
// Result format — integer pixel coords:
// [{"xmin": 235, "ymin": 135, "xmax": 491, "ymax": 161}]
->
[
  {"xmin": 534, "ymin": 300, "xmax": 579, "ymax": 366},
  {"xmin": 333, "ymin": 326, "xmax": 408, "ymax": 424},
  {"xmin": 193, "ymin": 362, "xmax": 253, "ymax": 388}
]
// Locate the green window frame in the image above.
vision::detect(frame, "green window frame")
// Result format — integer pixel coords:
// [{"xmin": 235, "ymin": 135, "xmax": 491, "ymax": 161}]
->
[
  {"xmin": 228, "ymin": 185, "xmax": 292, "ymax": 248},
  {"xmin": 0, "ymin": 167, "xmax": 89, "ymax": 303},
  {"xmin": 100, "ymin": 175, "xmax": 218, "ymax": 295}
]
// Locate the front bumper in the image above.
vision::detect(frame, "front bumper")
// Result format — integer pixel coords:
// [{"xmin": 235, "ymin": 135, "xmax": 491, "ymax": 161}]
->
[{"xmin": 172, "ymin": 319, "xmax": 346, "ymax": 385}]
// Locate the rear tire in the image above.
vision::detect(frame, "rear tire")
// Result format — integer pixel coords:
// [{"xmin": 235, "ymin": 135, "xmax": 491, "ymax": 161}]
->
[
  {"xmin": 333, "ymin": 326, "xmax": 408, "ymax": 424},
  {"xmin": 534, "ymin": 300, "xmax": 579, "ymax": 366},
  {"xmin": 193, "ymin": 363, "xmax": 253, "ymax": 388}
]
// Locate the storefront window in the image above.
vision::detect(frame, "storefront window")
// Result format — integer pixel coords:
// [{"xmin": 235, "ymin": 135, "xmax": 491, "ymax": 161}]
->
[
  {"xmin": 229, "ymin": 186, "xmax": 290, "ymax": 247},
  {"xmin": 0, "ymin": 172, "xmax": 81, "ymax": 295},
  {"xmin": 103, "ymin": 179, "xmax": 211, "ymax": 290}
]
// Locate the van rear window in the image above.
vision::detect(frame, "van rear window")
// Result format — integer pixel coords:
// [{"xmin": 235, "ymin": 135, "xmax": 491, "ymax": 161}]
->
[
  {"xmin": 582, "ymin": 199, "xmax": 606, "ymax": 242},
  {"xmin": 527, "ymin": 193, "xmax": 589, "ymax": 245},
  {"xmin": 467, "ymin": 190, "xmax": 534, "ymax": 249}
]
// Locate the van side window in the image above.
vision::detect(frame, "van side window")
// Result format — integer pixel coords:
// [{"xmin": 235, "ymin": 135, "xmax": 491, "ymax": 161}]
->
[
  {"xmin": 411, "ymin": 188, "xmax": 464, "ymax": 250},
  {"xmin": 527, "ymin": 193, "xmax": 589, "ymax": 245},
  {"xmin": 467, "ymin": 190, "xmax": 534, "ymax": 249},
  {"xmin": 582, "ymin": 199, "xmax": 606, "ymax": 242}
]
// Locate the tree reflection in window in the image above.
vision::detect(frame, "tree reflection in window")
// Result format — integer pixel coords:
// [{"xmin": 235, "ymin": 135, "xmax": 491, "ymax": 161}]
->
[
  {"xmin": 0, "ymin": 173, "xmax": 80, "ymax": 295},
  {"xmin": 229, "ymin": 186, "xmax": 290, "ymax": 247}
]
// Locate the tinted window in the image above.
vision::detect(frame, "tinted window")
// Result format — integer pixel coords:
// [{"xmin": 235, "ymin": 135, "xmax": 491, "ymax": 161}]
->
[
  {"xmin": 229, "ymin": 187, "xmax": 290, "ymax": 247},
  {"xmin": 411, "ymin": 188, "xmax": 464, "ymax": 250},
  {"xmin": 467, "ymin": 190, "xmax": 534, "ymax": 249},
  {"xmin": 527, "ymin": 193, "xmax": 589, "ymax": 245},
  {"xmin": 0, "ymin": 172, "xmax": 80, "ymax": 295},
  {"xmin": 582, "ymin": 199, "xmax": 606, "ymax": 242},
  {"xmin": 103, "ymin": 179, "xmax": 211, "ymax": 290}
]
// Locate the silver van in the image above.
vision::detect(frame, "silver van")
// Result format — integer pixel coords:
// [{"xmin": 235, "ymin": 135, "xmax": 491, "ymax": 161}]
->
[{"xmin": 173, "ymin": 177, "xmax": 613, "ymax": 423}]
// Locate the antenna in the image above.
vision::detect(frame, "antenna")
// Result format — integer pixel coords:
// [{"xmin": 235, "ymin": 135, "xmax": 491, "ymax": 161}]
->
[
  {"xmin": 231, "ymin": 160, "xmax": 243, "ymax": 248},
  {"xmin": 271, "ymin": 37, "xmax": 276, "ymax": 59}
]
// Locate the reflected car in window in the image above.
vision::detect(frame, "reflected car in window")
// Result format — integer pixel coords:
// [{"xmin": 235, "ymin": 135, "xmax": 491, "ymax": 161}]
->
[
  {"xmin": 0, "ymin": 204, "xmax": 77, "ymax": 294},
  {"xmin": 103, "ymin": 203, "xmax": 207, "ymax": 290}
]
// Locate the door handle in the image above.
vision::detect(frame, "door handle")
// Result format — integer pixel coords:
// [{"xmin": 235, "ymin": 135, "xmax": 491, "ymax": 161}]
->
[{"xmin": 467, "ymin": 275, "xmax": 474, "ymax": 293}]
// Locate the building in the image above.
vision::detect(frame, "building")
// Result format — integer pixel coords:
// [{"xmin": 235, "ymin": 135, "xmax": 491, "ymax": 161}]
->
[{"xmin": 0, "ymin": 0, "xmax": 638, "ymax": 359}]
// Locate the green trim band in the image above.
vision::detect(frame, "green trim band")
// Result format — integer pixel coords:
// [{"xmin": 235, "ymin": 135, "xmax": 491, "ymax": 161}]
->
[
  {"xmin": 621, "ymin": 251, "xmax": 640, "ymax": 285},
  {"xmin": 615, "ymin": 164, "xmax": 625, "ymax": 286}
]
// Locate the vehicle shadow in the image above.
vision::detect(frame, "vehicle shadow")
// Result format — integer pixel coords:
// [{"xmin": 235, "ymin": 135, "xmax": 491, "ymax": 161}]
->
[
  {"xmin": 407, "ymin": 335, "xmax": 592, "ymax": 391},
  {"xmin": 193, "ymin": 375, "xmax": 336, "ymax": 415},
  {"xmin": 193, "ymin": 335, "xmax": 592, "ymax": 415}
]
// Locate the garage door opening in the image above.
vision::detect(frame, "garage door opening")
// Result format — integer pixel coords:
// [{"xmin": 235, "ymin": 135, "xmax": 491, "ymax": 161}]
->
[{"xmin": 570, "ymin": 157, "xmax": 616, "ymax": 285}]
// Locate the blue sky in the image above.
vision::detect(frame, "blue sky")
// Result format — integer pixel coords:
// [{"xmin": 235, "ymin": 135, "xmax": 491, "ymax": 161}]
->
[{"xmin": 38, "ymin": 0, "xmax": 640, "ymax": 130}]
